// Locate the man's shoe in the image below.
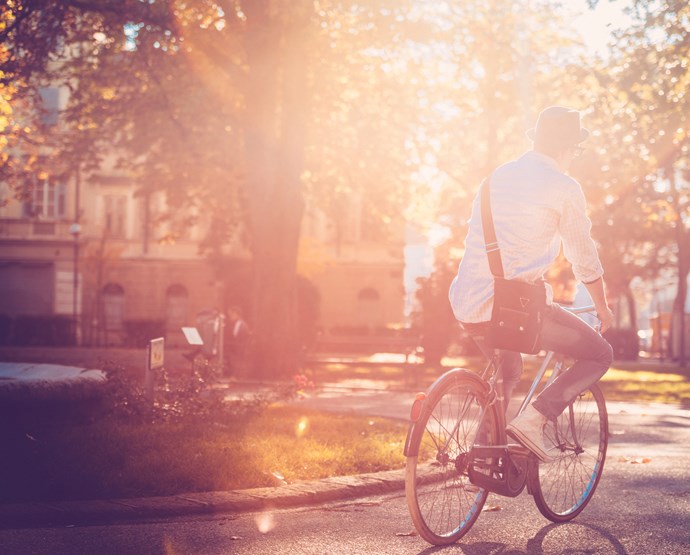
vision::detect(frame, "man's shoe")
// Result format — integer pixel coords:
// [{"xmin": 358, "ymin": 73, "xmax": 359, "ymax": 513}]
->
[{"xmin": 506, "ymin": 404, "xmax": 554, "ymax": 463}]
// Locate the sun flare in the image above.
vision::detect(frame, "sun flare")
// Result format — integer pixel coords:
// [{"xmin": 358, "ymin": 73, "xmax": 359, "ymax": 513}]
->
[{"xmin": 296, "ymin": 416, "xmax": 309, "ymax": 437}]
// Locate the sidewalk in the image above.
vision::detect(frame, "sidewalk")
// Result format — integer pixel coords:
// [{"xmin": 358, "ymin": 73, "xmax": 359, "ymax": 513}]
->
[
  {"xmin": 0, "ymin": 361, "xmax": 105, "ymax": 388},
  {"xmin": 0, "ymin": 361, "xmax": 107, "ymax": 414}
]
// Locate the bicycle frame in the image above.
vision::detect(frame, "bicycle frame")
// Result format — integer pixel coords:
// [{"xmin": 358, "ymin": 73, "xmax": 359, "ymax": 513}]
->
[{"xmin": 468, "ymin": 304, "xmax": 599, "ymax": 496}]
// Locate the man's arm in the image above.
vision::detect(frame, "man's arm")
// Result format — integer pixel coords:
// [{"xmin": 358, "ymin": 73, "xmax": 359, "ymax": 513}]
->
[{"xmin": 583, "ymin": 277, "xmax": 614, "ymax": 333}]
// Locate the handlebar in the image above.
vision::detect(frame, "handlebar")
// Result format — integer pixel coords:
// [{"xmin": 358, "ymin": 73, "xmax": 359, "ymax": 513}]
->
[
  {"xmin": 562, "ymin": 305, "xmax": 601, "ymax": 333},
  {"xmin": 563, "ymin": 305, "xmax": 596, "ymax": 315}
]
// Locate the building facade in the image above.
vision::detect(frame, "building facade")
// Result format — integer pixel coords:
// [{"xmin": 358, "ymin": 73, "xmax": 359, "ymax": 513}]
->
[{"xmin": 1, "ymin": 119, "xmax": 404, "ymax": 349}]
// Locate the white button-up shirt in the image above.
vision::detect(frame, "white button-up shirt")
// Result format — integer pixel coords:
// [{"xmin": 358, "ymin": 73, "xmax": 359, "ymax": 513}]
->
[{"xmin": 449, "ymin": 150, "xmax": 604, "ymax": 323}]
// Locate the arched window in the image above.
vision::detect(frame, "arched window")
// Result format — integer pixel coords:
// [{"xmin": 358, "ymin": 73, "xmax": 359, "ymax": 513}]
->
[
  {"xmin": 357, "ymin": 287, "xmax": 382, "ymax": 326},
  {"xmin": 102, "ymin": 283, "xmax": 125, "ymax": 331},
  {"xmin": 165, "ymin": 283, "xmax": 189, "ymax": 329}
]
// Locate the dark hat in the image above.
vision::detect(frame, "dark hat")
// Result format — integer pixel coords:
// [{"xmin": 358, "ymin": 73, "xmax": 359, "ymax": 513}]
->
[{"xmin": 527, "ymin": 106, "xmax": 589, "ymax": 147}]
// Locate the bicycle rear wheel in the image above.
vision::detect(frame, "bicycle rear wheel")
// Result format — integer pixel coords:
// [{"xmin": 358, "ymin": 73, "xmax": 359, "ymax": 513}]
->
[
  {"xmin": 531, "ymin": 384, "xmax": 608, "ymax": 522},
  {"xmin": 405, "ymin": 372, "xmax": 499, "ymax": 545}
]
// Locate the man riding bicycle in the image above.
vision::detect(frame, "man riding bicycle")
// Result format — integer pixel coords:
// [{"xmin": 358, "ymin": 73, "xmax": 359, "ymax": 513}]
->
[{"xmin": 448, "ymin": 106, "xmax": 615, "ymax": 462}]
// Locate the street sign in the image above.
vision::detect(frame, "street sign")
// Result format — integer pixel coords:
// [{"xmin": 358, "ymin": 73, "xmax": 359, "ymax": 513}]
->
[
  {"xmin": 145, "ymin": 337, "xmax": 165, "ymax": 404},
  {"xmin": 148, "ymin": 337, "xmax": 165, "ymax": 369},
  {"xmin": 181, "ymin": 327, "xmax": 204, "ymax": 346}
]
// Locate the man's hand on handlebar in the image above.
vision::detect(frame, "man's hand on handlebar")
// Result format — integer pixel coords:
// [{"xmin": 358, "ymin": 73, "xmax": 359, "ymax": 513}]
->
[{"xmin": 597, "ymin": 306, "xmax": 614, "ymax": 334}]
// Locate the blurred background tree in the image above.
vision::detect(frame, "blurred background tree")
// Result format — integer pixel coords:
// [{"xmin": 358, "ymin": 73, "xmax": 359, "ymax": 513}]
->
[
  {"xmin": 3, "ymin": 0, "xmax": 690, "ymax": 370},
  {"xmin": 581, "ymin": 0, "xmax": 690, "ymax": 363}
]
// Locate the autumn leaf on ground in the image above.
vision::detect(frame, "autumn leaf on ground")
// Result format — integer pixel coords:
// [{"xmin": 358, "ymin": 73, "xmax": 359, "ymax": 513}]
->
[
  {"xmin": 270, "ymin": 471, "xmax": 288, "ymax": 485},
  {"xmin": 482, "ymin": 505, "xmax": 502, "ymax": 512},
  {"xmin": 619, "ymin": 456, "xmax": 652, "ymax": 464}
]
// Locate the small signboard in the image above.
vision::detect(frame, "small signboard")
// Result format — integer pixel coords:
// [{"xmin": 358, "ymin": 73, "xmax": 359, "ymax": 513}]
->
[
  {"xmin": 148, "ymin": 337, "xmax": 165, "ymax": 369},
  {"xmin": 181, "ymin": 327, "xmax": 204, "ymax": 346},
  {"xmin": 145, "ymin": 337, "xmax": 165, "ymax": 404}
]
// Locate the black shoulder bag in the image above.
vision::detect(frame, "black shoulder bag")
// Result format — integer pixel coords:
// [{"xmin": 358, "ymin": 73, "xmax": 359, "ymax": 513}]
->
[{"xmin": 480, "ymin": 177, "xmax": 546, "ymax": 354}]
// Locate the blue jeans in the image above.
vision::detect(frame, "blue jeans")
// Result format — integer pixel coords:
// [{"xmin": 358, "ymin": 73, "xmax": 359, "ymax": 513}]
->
[{"xmin": 463, "ymin": 304, "xmax": 613, "ymax": 421}]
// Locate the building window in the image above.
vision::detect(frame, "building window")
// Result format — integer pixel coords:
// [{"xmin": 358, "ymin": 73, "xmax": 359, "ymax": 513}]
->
[
  {"xmin": 24, "ymin": 176, "xmax": 67, "ymax": 219},
  {"xmin": 102, "ymin": 282, "xmax": 125, "ymax": 331},
  {"xmin": 165, "ymin": 283, "xmax": 189, "ymax": 329},
  {"xmin": 357, "ymin": 287, "xmax": 382, "ymax": 327},
  {"xmin": 104, "ymin": 195, "xmax": 127, "ymax": 238},
  {"xmin": 39, "ymin": 87, "xmax": 61, "ymax": 126}
]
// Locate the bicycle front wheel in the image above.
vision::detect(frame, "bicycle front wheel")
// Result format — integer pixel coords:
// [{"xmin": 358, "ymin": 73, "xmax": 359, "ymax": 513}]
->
[
  {"xmin": 531, "ymin": 384, "xmax": 608, "ymax": 522},
  {"xmin": 405, "ymin": 372, "xmax": 499, "ymax": 545}
]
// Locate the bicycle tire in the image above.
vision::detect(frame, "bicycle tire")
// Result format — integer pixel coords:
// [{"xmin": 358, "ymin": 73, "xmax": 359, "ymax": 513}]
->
[
  {"xmin": 530, "ymin": 384, "xmax": 608, "ymax": 522},
  {"xmin": 405, "ymin": 372, "xmax": 499, "ymax": 545}
]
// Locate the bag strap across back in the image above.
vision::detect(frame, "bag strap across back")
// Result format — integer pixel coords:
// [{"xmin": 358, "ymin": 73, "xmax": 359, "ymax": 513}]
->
[{"xmin": 480, "ymin": 176, "xmax": 505, "ymax": 279}]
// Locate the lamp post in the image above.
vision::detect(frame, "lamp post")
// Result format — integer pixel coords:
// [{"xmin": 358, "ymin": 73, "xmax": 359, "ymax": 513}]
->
[
  {"xmin": 70, "ymin": 166, "xmax": 81, "ymax": 345},
  {"xmin": 70, "ymin": 221, "xmax": 81, "ymax": 345}
]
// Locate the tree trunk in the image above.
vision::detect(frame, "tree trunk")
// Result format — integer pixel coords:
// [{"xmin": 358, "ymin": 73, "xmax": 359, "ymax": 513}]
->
[
  {"xmin": 624, "ymin": 285, "xmax": 637, "ymax": 331},
  {"xmin": 242, "ymin": 1, "xmax": 309, "ymax": 378},
  {"xmin": 668, "ymin": 169, "xmax": 688, "ymax": 367},
  {"xmin": 671, "ymin": 266, "xmax": 688, "ymax": 367}
]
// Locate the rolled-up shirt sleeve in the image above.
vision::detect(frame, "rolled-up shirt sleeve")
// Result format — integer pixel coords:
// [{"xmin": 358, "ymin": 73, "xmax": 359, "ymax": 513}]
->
[{"xmin": 559, "ymin": 183, "xmax": 604, "ymax": 284}]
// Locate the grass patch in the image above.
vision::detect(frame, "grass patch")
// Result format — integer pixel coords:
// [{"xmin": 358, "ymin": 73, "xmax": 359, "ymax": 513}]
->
[
  {"xmin": 598, "ymin": 366, "xmax": 690, "ymax": 406},
  {"xmin": 514, "ymin": 360, "xmax": 690, "ymax": 406},
  {"xmin": 306, "ymin": 362, "xmax": 441, "ymax": 387},
  {"xmin": 512, "ymin": 363, "xmax": 689, "ymax": 408},
  {"xmin": 0, "ymin": 406, "xmax": 407, "ymax": 504}
]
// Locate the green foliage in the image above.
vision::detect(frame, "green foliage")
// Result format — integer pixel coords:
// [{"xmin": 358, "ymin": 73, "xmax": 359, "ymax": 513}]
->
[
  {"xmin": 413, "ymin": 263, "xmax": 457, "ymax": 365},
  {"xmin": 4, "ymin": 0, "xmax": 690, "ymax": 366},
  {"xmin": 578, "ymin": 1, "xmax": 690, "ymax": 359},
  {"xmin": 101, "ymin": 360, "xmax": 314, "ymax": 424}
]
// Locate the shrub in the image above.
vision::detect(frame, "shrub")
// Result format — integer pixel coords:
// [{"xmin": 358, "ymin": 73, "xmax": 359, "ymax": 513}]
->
[
  {"xmin": 102, "ymin": 360, "xmax": 315, "ymax": 424},
  {"xmin": 603, "ymin": 328, "xmax": 639, "ymax": 361},
  {"xmin": 414, "ymin": 264, "xmax": 457, "ymax": 366}
]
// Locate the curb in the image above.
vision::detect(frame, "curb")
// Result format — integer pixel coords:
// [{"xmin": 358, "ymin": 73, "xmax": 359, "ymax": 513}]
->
[{"xmin": 0, "ymin": 468, "xmax": 406, "ymax": 529}]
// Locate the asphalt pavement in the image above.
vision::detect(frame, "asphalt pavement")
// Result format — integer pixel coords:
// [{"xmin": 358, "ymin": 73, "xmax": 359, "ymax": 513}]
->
[{"xmin": 1, "ymin": 362, "xmax": 689, "ymax": 531}]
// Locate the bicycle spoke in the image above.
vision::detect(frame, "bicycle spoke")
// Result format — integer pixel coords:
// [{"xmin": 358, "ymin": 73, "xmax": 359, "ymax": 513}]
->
[
  {"xmin": 406, "ymin": 375, "xmax": 496, "ymax": 544},
  {"xmin": 532, "ymin": 386, "xmax": 608, "ymax": 522}
]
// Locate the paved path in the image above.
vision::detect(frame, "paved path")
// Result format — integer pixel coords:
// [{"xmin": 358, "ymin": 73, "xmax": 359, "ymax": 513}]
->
[{"xmin": 0, "ymin": 361, "xmax": 105, "ymax": 393}]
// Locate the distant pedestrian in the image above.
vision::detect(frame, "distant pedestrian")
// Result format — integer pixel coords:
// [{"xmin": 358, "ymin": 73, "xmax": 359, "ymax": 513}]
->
[
  {"xmin": 197, "ymin": 308, "xmax": 222, "ymax": 359},
  {"xmin": 226, "ymin": 306, "xmax": 251, "ymax": 374},
  {"xmin": 183, "ymin": 308, "xmax": 221, "ymax": 362}
]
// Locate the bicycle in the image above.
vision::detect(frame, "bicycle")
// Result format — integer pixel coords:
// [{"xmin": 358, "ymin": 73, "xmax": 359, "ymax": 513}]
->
[{"xmin": 404, "ymin": 305, "xmax": 609, "ymax": 545}]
